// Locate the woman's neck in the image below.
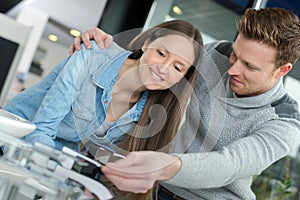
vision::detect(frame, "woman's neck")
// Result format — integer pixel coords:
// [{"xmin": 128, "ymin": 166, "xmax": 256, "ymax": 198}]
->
[
  {"xmin": 113, "ymin": 58, "xmax": 145, "ymax": 104},
  {"xmin": 105, "ymin": 58, "xmax": 145, "ymax": 122},
  {"xmin": 115, "ymin": 58, "xmax": 146, "ymax": 93}
]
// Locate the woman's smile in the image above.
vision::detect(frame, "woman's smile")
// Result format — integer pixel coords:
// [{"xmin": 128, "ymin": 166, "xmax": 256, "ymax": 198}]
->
[{"xmin": 149, "ymin": 67, "xmax": 164, "ymax": 81}]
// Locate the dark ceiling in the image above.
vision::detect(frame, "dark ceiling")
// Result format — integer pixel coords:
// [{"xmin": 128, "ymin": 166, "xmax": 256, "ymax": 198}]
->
[
  {"xmin": 0, "ymin": 0, "xmax": 23, "ymax": 13},
  {"xmin": 213, "ymin": 0, "xmax": 300, "ymax": 18},
  {"xmin": 1, "ymin": 0, "xmax": 299, "ymax": 18}
]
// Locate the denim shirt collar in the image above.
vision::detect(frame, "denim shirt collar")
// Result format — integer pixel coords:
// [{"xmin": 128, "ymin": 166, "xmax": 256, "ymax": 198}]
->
[
  {"xmin": 92, "ymin": 50, "xmax": 150, "ymax": 122},
  {"xmin": 116, "ymin": 90, "xmax": 150, "ymax": 123},
  {"xmin": 92, "ymin": 50, "xmax": 132, "ymax": 89}
]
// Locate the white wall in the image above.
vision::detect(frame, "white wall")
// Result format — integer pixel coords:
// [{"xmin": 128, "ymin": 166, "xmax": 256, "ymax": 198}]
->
[
  {"xmin": 6, "ymin": 38, "xmax": 69, "ymax": 104},
  {"xmin": 16, "ymin": 6, "xmax": 49, "ymax": 74},
  {"xmin": 23, "ymin": 38, "xmax": 69, "ymax": 89}
]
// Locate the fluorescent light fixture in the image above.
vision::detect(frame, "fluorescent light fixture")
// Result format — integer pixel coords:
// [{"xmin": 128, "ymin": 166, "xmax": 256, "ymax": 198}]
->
[
  {"xmin": 172, "ymin": 6, "xmax": 182, "ymax": 15},
  {"xmin": 69, "ymin": 29, "xmax": 81, "ymax": 37},
  {"xmin": 48, "ymin": 34, "xmax": 58, "ymax": 42}
]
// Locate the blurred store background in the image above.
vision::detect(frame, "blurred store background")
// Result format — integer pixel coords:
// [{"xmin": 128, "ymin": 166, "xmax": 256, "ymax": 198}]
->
[{"xmin": 0, "ymin": 0, "xmax": 300, "ymax": 199}]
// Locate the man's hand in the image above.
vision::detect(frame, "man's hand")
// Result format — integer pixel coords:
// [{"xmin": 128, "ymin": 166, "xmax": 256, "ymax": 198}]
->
[
  {"xmin": 69, "ymin": 27, "xmax": 113, "ymax": 55},
  {"xmin": 101, "ymin": 151, "xmax": 182, "ymax": 193}
]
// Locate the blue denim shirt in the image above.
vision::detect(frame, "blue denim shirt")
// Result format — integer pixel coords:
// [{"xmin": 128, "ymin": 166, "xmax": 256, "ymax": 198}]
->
[{"xmin": 4, "ymin": 41, "xmax": 149, "ymax": 151}]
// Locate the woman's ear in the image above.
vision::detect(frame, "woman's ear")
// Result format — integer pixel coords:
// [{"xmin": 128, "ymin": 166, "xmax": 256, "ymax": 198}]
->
[{"xmin": 142, "ymin": 39, "xmax": 150, "ymax": 52}]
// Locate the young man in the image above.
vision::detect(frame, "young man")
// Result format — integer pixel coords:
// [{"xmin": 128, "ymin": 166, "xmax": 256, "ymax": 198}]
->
[{"xmin": 70, "ymin": 8, "xmax": 300, "ymax": 200}]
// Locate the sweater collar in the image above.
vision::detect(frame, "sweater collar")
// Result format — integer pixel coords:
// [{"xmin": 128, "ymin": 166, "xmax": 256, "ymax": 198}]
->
[{"xmin": 218, "ymin": 76, "xmax": 286, "ymax": 108}]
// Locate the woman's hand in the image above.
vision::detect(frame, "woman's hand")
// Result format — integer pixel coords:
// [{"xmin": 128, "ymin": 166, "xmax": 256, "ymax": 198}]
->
[
  {"xmin": 69, "ymin": 27, "xmax": 113, "ymax": 55},
  {"xmin": 101, "ymin": 151, "xmax": 182, "ymax": 193}
]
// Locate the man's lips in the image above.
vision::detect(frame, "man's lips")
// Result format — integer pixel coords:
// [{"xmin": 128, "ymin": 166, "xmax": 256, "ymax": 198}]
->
[{"xmin": 230, "ymin": 76, "xmax": 242, "ymax": 85}]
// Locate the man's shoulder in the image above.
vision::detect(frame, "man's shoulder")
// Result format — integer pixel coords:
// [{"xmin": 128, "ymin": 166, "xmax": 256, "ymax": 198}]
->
[
  {"xmin": 200, "ymin": 40, "xmax": 233, "ymax": 77},
  {"xmin": 204, "ymin": 40, "xmax": 233, "ymax": 58},
  {"xmin": 271, "ymin": 93, "xmax": 300, "ymax": 121}
]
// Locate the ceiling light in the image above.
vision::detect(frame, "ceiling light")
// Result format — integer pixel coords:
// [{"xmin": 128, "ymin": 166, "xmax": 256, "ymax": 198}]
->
[
  {"xmin": 69, "ymin": 29, "xmax": 81, "ymax": 37},
  {"xmin": 165, "ymin": 14, "xmax": 175, "ymax": 21},
  {"xmin": 172, "ymin": 6, "xmax": 182, "ymax": 15},
  {"xmin": 48, "ymin": 34, "xmax": 58, "ymax": 42}
]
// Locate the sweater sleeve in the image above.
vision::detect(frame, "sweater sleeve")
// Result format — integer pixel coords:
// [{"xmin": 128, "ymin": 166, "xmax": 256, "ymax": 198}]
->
[{"xmin": 165, "ymin": 118, "xmax": 300, "ymax": 189}]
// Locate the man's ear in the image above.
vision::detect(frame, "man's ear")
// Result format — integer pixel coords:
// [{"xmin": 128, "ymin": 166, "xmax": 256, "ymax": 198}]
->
[
  {"xmin": 142, "ymin": 39, "xmax": 150, "ymax": 52},
  {"xmin": 277, "ymin": 63, "xmax": 292, "ymax": 78}
]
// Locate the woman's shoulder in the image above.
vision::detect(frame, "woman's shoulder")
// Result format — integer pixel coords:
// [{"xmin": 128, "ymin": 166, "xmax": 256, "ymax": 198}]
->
[
  {"xmin": 88, "ymin": 40, "xmax": 126, "ymax": 55},
  {"xmin": 75, "ymin": 41, "xmax": 131, "ymax": 67}
]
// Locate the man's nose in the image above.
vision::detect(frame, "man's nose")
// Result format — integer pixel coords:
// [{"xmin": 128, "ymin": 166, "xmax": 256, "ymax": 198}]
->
[{"xmin": 227, "ymin": 60, "xmax": 241, "ymax": 75}]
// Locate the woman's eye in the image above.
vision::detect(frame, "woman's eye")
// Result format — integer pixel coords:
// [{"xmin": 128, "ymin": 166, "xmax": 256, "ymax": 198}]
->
[
  {"xmin": 174, "ymin": 65, "xmax": 182, "ymax": 72},
  {"xmin": 157, "ymin": 50, "xmax": 166, "ymax": 57}
]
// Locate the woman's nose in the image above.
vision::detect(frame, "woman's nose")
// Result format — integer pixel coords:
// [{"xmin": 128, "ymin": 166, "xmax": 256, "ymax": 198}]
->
[{"xmin": 157, "ymin": 63, "xmax": 169, "ymax": 74}]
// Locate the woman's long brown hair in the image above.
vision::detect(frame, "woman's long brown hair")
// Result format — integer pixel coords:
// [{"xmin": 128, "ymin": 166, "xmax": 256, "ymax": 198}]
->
[
  {"xmin": 109, "ymin": 20, "xmax": 203, "ymax": 200},
  {"xmin": 119, "ymin": 20, "xmax": 203, "ymax": 153}
]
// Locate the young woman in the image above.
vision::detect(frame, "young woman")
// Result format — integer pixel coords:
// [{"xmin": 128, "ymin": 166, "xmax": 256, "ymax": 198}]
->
[{"xmin": 4, "ymin": 20, "xmax": 203, "ymax": 156}]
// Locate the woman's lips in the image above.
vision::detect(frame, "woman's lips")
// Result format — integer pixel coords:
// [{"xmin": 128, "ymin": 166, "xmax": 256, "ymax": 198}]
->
[{"xmin": 149, "ymin": 67, "xmax": 164, "ymax": 81}]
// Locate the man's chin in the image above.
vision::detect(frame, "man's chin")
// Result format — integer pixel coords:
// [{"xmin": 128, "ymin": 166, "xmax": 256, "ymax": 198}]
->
[{"xmin": 229, "ymin": 85, "xmax": 245, "ymax": 97}]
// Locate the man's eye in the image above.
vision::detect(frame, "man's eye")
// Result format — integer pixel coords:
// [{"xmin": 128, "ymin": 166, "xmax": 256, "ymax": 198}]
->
[
  {"xmin": 245, "ymin": 62, "xmax": 256, "ymax": 71},
  {"xmin": 231, "ymin": 52, "xmax": 237, "ymax": 60}
]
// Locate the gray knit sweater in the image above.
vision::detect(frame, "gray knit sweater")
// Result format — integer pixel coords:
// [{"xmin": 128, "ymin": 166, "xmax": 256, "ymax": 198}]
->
[{"xmin": 161, "ymin": 41, "xmax": 300, "ymax": 199}]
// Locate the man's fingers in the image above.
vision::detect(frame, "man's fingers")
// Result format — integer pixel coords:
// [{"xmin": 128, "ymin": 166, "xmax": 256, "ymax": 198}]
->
[
  {"xmin": 81, "ymin": 30, "xmax": 93, "ymax": 49},
  {"xmin": 102, "ymin": 165, "xmax": 155, "ymax": 178},
  {"xmin": 89, "ymin": 28, "xmax": 113, "ymax": 49},
  {"xmin": 69, "ymin": 44, "xmax": 75, "ymax": 55},
  {"xmin": 92, "ymin": 29, "xmax": 108, "ymax": 49},
  {"xmin": 74, "ymin": 36, "xmax": 83, "ymax": 50},
  {"xmin": 104, "ymin": 34, "xmax": 113, "ymax": 48},
  {"xmin": 104, "ymin": 173, "xmax": 155, "ymax": 193},
  {"xmin": 69, "ymin": 27, "xmax": 112, "ymax": 56},
  {"xmin": 68, "ymin": 37, "xmax": 83, "ymax": 55},
  {"xmin": 102, "ymin": 155, "xmax": 158, "ymax": 178}
]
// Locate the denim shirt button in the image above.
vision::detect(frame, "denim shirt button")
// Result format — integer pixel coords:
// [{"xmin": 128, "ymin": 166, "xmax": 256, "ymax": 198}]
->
[{"xmin": 104, "ymin": 100, "xmax": 109, "ymax": 104}]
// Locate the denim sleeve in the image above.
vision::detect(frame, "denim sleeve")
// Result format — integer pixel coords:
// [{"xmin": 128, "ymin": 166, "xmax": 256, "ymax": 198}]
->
[
  {"xmin": 23, "ymin": 48, "xmax": 92, "ymax": 148},
  {"xmin": 3, "ymin": 58, "xmax": 68, "ymax": 120}
]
